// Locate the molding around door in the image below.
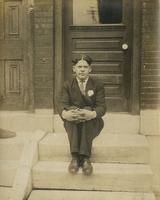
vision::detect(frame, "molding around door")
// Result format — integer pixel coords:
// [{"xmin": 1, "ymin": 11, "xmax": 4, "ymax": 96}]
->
[
  {"xmin": 131, "ymin": 0, "xmax": 142, "ymax": 114},
  {"xmin": 54, "ymin": 0, "xmax": 64, "ymax": 112}
]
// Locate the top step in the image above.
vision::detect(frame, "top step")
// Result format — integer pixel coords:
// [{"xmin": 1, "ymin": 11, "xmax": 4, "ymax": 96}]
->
[
  {"xmin": 54, "ymin": 114, "xmax": 140, "ymax": 134},
  {"xmin": 39, "ymin": 133, "xmax": 149, "ymax": 164}
]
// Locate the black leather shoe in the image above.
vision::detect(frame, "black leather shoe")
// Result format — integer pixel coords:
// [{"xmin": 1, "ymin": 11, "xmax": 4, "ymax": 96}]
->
[
  {"xmin": 68, "ymin": 158, "xmax": 79, "ymax": 174},
  {"xmin": 82, "ymin": 158, "xmax": 93, "ymax": 176}
]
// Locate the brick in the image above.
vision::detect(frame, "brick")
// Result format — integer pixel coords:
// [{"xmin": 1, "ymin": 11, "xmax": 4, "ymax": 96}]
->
[
  {"xmin": 143, "ymin": 64, "xmax": 160, "ymax": 70},
  {"xmin": 33, "ymin": 0, "xmax": 54, "ymax": 109},
  {"xmin": 141, "ymin": 103, "xmax": 160, "ymax": 109},
  {"xmin": 141, "ymin": 81, "xmax": 160, "ymax": 88},
  {"xmin": 141, "ymin": 1, "xmax": 160, "ymax": 111},
  {"xmin": 141, "ymin": 93, "xmax": 160, "ymax": 99},
  {"xmin": 141, "ymin": 88, "xmax": 160, "ymax": 93},
  {"xmin": 142, "ymin": 69, "xmax": 160, "ymax": 76},
  {"xmin": 141, "ymin": 75, "xmax": 160, "ymax": 82}
]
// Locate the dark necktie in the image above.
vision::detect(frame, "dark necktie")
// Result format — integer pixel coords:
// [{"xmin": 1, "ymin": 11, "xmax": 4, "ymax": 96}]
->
[{"xmin": 79, "ymin": 80, "xmax": 85, "ymax": 95}]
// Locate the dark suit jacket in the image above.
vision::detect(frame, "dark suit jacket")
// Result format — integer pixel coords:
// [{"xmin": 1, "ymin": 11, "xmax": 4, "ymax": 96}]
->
[{"xmin": 58, "ymin": 77, "xmax": 106, "ymax": 119}]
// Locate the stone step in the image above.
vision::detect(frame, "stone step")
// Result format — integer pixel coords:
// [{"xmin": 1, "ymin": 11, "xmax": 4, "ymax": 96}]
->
[
  {"xmin": 0, "ymin": 137, "xmax": 24, "ymax": 160},
  {"xmin": 39, "ymin": 133, "xmax": 149, "ymax": 164},
  {"xmin": 0, "ymin": 111, "xmax": 140, "ymax": 133},
  {"xmin": 0, "ymin": 110, "xmax": 53, "ymax": 132},
  {"xmin": 0, "ymin": 160, "xmax": 19, "ymax": 186},
  {"xmin": 0, "ymin": 187, "xmax": 13, "ymax": 200},
  {"xmin": 32, "ymin": 161, "xmax": 153, "ymax": 192},
  {"xmin": 28, "ymin": 190, "xmax": 156, "ymax": 200},
  {"xmin": 54, "ymin": 114, "xmax": 140, "ymax": 134}
]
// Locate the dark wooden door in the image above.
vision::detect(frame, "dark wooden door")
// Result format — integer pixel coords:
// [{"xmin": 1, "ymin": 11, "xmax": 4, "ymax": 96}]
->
[
  {"xmin": 64, "ymin": 0, "xmax": 133, "ymax": 112},
  {"xmin": 0, "ymin": 0, "xmax": 29, "ymax": 110}
]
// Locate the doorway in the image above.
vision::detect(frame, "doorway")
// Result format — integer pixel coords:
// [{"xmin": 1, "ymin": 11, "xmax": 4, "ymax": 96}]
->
[
  {"xmin": 63, "ymin": 0, "xmax": 133, "ymax": 112},
  {"xmin": 54, "ymin": 0, "xmax": 141, "ymax": 114}
]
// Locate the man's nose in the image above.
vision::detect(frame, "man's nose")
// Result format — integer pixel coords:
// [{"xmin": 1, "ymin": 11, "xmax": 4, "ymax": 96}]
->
[{"xmin": 80, "ymin": 67, "xmax": 85, "ymax": 71}]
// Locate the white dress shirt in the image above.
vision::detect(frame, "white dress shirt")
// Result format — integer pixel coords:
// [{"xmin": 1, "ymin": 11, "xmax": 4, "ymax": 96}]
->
[{"xmin": 76, "ymin": 77, "xmax": 89, "ymax": 93}]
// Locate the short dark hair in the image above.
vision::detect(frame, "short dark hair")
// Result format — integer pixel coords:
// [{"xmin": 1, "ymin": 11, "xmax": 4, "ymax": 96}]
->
[{"xmin": 72, "ymin": 54, "xmax": 92, "ymax": 65}]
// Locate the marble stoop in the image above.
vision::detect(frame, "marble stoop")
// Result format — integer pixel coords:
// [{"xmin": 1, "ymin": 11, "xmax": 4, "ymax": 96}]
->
[
  {"xmin": 29, "ymin": 132, "xmax": 155, "ymax": 200},
  {"xmin": 0, "ymin": 136, "xmax": 24, "ymax": 160},
  {"xmin": 0, "ymin": 187, "xmax": 13, "ymax": 200},
  {"xmin": 28, "ymin": 190, "xmax": 156, "ymax": 200},
  {"xmin": 0, "ymin": 160, "xmax": 19, "ymax": 187},
  {"xmin": 54, "ymin": 114, "xmax": 140, "ymax": 134},
  {"xmin": 38, "ymin": 133, "xmax": 149, "ymax": 164},
  {"xmin": 0, "ymin": 136, "xmax": 24, "ymax": 187},
  {"xmin": 32, "ymin": 161, "xmax": 153, "ymax": 192}
]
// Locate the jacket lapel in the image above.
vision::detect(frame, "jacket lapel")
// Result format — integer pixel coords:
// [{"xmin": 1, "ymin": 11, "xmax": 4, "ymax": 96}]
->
[
  {"xmin": 71, "ymin": 77, "xmax": 95, "ymax": 107},
  {"xmin": 82, "ymin": 77, "xmax": 95, "ymax": 105},
  {"xmin": 71, "ymin": 78, "xmax": 85, "ymax": 105},
  {"xmin": 86, "ymin": 77, "xmax": 94, "ymax": 94}
]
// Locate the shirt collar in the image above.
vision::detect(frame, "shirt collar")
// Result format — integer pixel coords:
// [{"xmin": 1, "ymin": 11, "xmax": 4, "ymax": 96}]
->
[{"xmin": 76, "ymin": 77, "xmax": 89, "ymax": 84}]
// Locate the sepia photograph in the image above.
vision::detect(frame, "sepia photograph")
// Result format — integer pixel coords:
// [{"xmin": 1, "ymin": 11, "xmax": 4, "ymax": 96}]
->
[{"xmin": 0, "ymin": 0, "xmax": 160, "ymax": 199}]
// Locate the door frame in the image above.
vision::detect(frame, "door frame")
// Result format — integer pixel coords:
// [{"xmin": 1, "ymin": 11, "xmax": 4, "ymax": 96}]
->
[
  {"xmin": 26, "ymin": 1, "xmax": 35, "ymax": 111},
  {"xmin": 54, "ymin": 0, "xmax": 142, "ymax": 114}
]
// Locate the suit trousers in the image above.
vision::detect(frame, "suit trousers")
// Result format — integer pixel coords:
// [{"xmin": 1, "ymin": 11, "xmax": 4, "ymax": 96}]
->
[{"xmin": 64, "ymin": 118, "xmax": 104, "ymax": 157}]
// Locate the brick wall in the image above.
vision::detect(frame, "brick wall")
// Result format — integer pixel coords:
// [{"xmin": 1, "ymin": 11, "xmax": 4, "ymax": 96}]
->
[
  {"xmin": 141, "ymin": 0, "xmax": 160, "ymax": 109},
  {"xmin": 34, "ymin": 0, "xmax": 54, "ymax": 108}
]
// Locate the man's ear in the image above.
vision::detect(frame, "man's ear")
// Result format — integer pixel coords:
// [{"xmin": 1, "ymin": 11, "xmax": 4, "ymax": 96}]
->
[
  {"xmin": 72, "ymin": 65, "xmax": 76, "ymax": 72},
  {"xmin": 89, "ymin": 66, "xmax": 92, "ymax": 73}
]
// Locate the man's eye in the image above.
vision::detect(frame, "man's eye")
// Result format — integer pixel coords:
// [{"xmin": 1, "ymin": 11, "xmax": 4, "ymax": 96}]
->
[{"xmin": 77, "ymin": 65, "xmax": 88, "ymax": 68}]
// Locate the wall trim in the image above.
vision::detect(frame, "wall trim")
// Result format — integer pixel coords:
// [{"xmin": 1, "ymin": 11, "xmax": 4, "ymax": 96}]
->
[
  {"xmin": 54, "ymin": 0, "xmax": 63, "ymax": 113},
  {"xmin": 131, "ymin": 0, "xmax": 142, "ymax": 114}
]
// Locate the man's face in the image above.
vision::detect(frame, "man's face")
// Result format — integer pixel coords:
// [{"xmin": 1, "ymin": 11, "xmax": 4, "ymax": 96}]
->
[{"xmin": 73, "ymin": 60, "xmax": 92, "ymax": 80}]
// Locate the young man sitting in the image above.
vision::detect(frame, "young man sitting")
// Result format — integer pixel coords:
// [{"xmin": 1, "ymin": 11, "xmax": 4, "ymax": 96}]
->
[{"xmin": 57, "ymin": 55, "xmax": 106, "ymax": 175}]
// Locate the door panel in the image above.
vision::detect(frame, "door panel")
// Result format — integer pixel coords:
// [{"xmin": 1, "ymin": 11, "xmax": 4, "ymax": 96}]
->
[
  {"xmin": 5, "ymin": 1, "xmax": 22, "ymax": 39},
  {"xmin": 73, "ymin": 39, "xmax": 121, "ymax": 50},
  {"xmin": 64, "ymin": 0, "xmax": 133, "ymax": 112},
  {"xmin": 0, "ymin": 0, "xmax": 27, "ymax": 110}
]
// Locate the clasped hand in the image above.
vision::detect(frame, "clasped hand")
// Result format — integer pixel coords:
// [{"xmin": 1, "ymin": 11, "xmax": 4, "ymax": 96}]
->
[{"xmin": 62, "ymin": 108, "xmax": 96, "ymax": 122}]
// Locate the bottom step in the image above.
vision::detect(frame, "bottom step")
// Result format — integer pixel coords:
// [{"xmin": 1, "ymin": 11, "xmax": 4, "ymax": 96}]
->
[
  {"xmin": 0, "ymin": 160, "xmax": 19, "ymax": 186},
  {"xmin": 28, "ymin": 190, "xmax": 156, "ymax": 200},
  {"xmin": 0, "ymin": 187, "xmax": 13, "ymax": 200},
  {"xmin": 32, "ymin": 161, "xmax": 152, "ymax": 192}
]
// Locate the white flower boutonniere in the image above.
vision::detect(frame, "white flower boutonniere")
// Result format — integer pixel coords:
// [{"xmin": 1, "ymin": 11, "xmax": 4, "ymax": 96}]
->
[{"xmin": 87, "ymin": 90, "xmax": 94, "ymax": 97}]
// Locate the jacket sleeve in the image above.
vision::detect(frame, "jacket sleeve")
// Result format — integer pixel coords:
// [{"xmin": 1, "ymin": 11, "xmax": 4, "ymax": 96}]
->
[
  {"xmin": 57, "ymin": 82, "xmax": 71, "ymax": 117},
  {"xmin": 94, "ymin": 82, "xmax": 106, "ymax": 118}
]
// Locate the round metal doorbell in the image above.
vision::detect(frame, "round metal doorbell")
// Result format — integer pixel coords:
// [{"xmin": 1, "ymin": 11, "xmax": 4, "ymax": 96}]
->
[{"xmin": 122, "ymin": 43, "xmax": 128, "ymax": 50}]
